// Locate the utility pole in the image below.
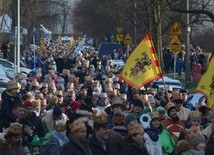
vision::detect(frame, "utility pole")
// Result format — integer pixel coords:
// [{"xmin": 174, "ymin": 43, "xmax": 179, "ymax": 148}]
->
[{"xmin": 185, "ymin": 0, "xmax": 191, "ymax": 87}]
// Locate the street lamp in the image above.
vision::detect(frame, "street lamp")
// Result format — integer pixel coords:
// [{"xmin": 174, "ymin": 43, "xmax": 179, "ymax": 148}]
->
[{"xmin": 17, "ymin": 0, "xmax": 20, "ymax": 73}]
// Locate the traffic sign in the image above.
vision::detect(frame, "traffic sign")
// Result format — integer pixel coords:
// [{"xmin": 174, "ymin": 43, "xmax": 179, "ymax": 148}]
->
[
  {"xmin": 116, "ymin": 34, "xmax": 123, "ymax": 42},
  {"xmin": 116, "ymin": 27, "xmax": 123, "ymax": 34},
  {"xmin": 124, "ymin": 34, "xmax": 132, "ymax": 45},
  {"xmin": 169, "ymin": 35, "xmax": 181, "ymax": 45},
  {"xmin": 170, "ymin": 22, "xmax": 182, "ymax": 35},
  {"xmin": 169, "ymin": 35, "xmax": 182, "ymax": 52}
]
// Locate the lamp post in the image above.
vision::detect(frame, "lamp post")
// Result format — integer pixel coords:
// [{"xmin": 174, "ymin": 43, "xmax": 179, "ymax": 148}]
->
[
  {"xmin": 185, "ymin": 0, "xmax": 191, "ymax": 87},
  {"xmin": 17, "ymin": 0, "xmax": 20, "ymax": 73}
]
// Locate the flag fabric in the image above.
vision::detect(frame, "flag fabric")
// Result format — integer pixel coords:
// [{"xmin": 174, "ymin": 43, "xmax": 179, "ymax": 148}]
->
[
  {"xmin": 196, "ymin": 56, "xmax": 214, "ymax": 107},
  {"xmin": 57, "ymin": 34, "xmax": 62, "ymax": 44},
  {"xmin": 70, "ymin": 36, "xmax": 75, "ymax": 46},
  {"xmin": 121, "ymin": 32, "xmax": 162, "ymax": 89}
]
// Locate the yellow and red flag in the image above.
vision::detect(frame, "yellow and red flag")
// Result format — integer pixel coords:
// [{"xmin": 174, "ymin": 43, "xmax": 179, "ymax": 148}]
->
[
  {"xmin": 121, "ymin": 32, "xmax": 162, "ymax": 89},
  {"xmin": 196, "ymin": 56, "xmax": 214, "ymax": 107}
]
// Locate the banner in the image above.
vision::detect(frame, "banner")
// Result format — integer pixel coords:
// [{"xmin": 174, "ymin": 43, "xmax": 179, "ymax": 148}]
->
[
  {"xmin": 196, "ymin": 56, "xmax": 214, "ymax": 107},
  {"xmin": 121, "ymin": 32, "xmax": 162, "ymax": 89}
]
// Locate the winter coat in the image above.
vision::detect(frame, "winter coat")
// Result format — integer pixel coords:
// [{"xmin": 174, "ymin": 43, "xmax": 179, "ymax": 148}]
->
[
  {"xmin": 120, "ymin": 142, "xmax": 148, "ymax": 155},
  {"xmin": 0, "ymin": 139, "xmax": 24, "ymax": 155},
  {"xmin": 175, "ymin": 140, "xmax": 204, "ymax": 155},
  {"xmin": 23, "ymin": 112, "xmax": 45, "ymax": 138},
  {"xmin": 88, "ymin": 134, "xmax": 119, "ymax": 155},
  {"xmin": 181, "ymin": 149, "xmax": 205, "ymax": 155},
  {"xmin": 144, "ymin": 129, "xmax": 163, "ymax": 155},
  {"xmin": 205, "ymin": 143, "xmax": 214, "ymax": 155},
  {"xmin": 0, "ymin": 91, "xmax": 22, "ymax": 131},
  {"xmin": 60, "ymin": 136, "xmax": 92, "ymax": 155},
  {"xmin": 40, "ymin": 130, "xmax": 68, "ymax": 155}
]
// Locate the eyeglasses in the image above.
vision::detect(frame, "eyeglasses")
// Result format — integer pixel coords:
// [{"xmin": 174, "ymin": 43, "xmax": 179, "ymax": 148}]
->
[{"xmin": 57, "ymin": 95, "xmax": 63, "ymax": 98}]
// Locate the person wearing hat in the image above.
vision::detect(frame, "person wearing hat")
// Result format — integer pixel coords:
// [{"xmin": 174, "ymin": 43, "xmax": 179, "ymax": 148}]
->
[
  {"xmin": 43, "ymin": 105, "xmax": 69, "ymax": 132},
  {"xmin": 1, "ymin": 81, "xmax": 22, "ymax": 129},
  {"xmin": 109, "ymin": 109, "xmax": 127, "ymax": 151},
  {"xmin": 186, "ymin": 111, "xmax": 203, "ymax": 129},
  {"xmin": 88, "ymin": 109, "xmax": 119, "ymax": 155},
  {"xmin": 162, "ymin": 104, "xmax": 186, "ymax": 143},
  {"xmin": 131, "ymin": 99, "xmax": 145, "ymax": 123},
  {"xmin": 149, "ymin": 112, "xmax": 175, "ymax": 155},
  {"xmin": 40, "ymin": 118, "xmax": 68, "ymax": 155},
  {"xmin": 179, "ymin": 89, "xmax": 193, "ymax": 110},
  {"xmin": 175, "ymin": 126, "xmax": 206, "ymax": 155},
  {"xmin": 172, "ymin": 91, "xmax": 190, "ymax": 122},
  {"xmin": 77, "ymin": 85, "xmax": 93, "ymax": 109},
  {"xmin": 120, "ymin": 122, "xmax": 148, "ymax": 155},
  {"xmin": 139, "ymin": 113, "xmax": 163, "ymax": 155},
  {"xmin": 60, "ymin": 118, "xmax": 93, "ymax": 155},
  {"xmin": 0, "ymin": 122, "xmax": 30, "ymax": 155},
  {"xmin": 96, "ymin": 93, "xmax": 111, "ymax": 111},
  {"xmin": 127, "ymin": 88, "xmax": 140, "ymax": 105},
  {"xmin": 23, "ymin": 100, "xmax": 45, "ymax": 139}
]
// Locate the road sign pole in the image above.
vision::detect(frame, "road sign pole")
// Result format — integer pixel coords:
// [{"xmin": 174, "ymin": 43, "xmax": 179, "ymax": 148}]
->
[{"xmin": 173, "ymin": 52, "xmax": 177, "ymax": 79}]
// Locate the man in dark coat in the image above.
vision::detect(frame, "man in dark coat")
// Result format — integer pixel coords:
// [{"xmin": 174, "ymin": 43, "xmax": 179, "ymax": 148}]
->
[
  {"xmin": 0, "ymin": 81, "xmax": 22, "ymax": 131},
  {"xmin": 88, "ymin": 110, "xmax": 119, "ymax": 155}
]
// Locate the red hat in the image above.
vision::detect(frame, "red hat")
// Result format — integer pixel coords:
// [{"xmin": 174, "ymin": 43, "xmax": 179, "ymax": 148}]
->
[
  {"xmin": 70, "ymin": 101, "xmax": 81, "ymax": 111},
  {"xmin": 24, "ymin": 100, "xmax": 33, "ymax": 109}
]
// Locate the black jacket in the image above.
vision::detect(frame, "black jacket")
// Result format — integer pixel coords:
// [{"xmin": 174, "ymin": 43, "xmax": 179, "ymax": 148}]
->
[
  {"xmin": 60, "ymin": 137, "xmax": 93, "ymax": 155},
  {"xmin": 120, "ymin": 143, "xmax": 148, "ymax": 155},
  {"xmin": 88, "ymin": 134, "xmax": 119, "ymax": 155},
  {"xmin": 0, "ymin": 91, "xmax": 22, "ymax": 131}
]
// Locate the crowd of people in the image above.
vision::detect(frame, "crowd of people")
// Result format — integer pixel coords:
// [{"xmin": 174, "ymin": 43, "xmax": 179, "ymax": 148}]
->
[{"xmin": 0, "ymin": 41, "xmax": 213, "ymax": 155}]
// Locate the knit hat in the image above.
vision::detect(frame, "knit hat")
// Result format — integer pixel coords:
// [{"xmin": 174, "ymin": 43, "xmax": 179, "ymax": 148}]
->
[
  {"xmin": 92, "ymin": 108, "xmax": 108, "ymax": 128},
  {"xmin": 53, "ymin": 105, "xmax": 62, "ymax": 117},
  {"xmin": 24, "ymin": 100, "xmax": 33, "ymax": 109},
  {"xmin": 112, "ymin": 109, "xmax": 125, "ymax": 126},
  {"xmin": 132, "ymin": 89, "xmax": 139, "ymax": 95},
  {"xmin": 70, "ymin": 101, "xmax": 81, "ymax": 111},
  {"xmin": 156, "ymin": 106, "xmax": 166, "ymax": 114},
  {"xmin": 133, "ymin": 99, "xmax": 144, "ymax": 109},
  {"xmin": 99, "ymin": 93, "xmax": 108, "ymax": 99},
  {"xmin": 124, "ymin": 113, "xmax": 137, "ymax": 128},
  {"xmin": 167, "ymin": 106, "xmax": 177, "ymax": 117},
  {"xmin": 57, "ymin": 83, "xmax": 65, "ymax": 91},
  {"xmin": 186, "ymin": 126, "xmax": 205, "ymax": 146},
  {"xmin": 69, "ymin": 118, "xmax": 86, "ymax": 134},
  {"xmin": 127, "ymin": 122, "xmax": 144, "ymax": 135}
]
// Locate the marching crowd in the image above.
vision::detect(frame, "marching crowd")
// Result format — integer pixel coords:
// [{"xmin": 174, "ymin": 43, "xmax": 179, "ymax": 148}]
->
[{"xmin": 0, "ymin": 42, "xmax": 213, "ymax": 155}]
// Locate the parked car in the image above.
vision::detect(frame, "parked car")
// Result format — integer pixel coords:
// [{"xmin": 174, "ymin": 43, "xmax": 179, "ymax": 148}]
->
[
  {"xmin": 186, "ymin": 93, "xmax": 206, "ymax": 108},
  {"xmin": 106, "ymin": 59, "xmax": 125, "ymax": 69},
  {"xmin": 151, "ymin": 76, "xmax": 183, "ymax": 91},
  {"xmin": 0, "ymin": 65, "xmax": 11, "ymax": 89},
  {"xmin": 0, "ymin": 58, "xmax": 31, "ymax": 77}
]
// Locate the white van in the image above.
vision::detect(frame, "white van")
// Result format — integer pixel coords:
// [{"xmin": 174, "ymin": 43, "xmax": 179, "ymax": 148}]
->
[{"xmin": 152, "ymin": 76, "xmax": 183, "ymax": 91}]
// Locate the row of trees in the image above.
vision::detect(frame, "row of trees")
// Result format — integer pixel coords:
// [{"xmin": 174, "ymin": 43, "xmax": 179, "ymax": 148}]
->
[
  {"xmin": 0, "ymin": 0, "xmax": 213, "ymax": 52},
  {"xmin": 0, "ymin": 0, "xmax": 72, "ymax": 46},
  {"xmin": 71, "ymin": 0, "xmax": 214, "ymax": 52}
]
